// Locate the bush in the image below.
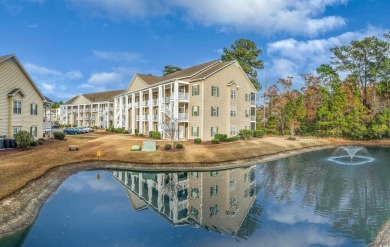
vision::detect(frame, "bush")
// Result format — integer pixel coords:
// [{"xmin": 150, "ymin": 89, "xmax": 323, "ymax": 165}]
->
[
  {"xmin": 194, "ymin": 138, "xmax": 202, "ymax": 144},
  {"xmin": 211, "ymin": 139, "xmax": 220, "ymax": 144},
  {"xmin": 15, "ymin": 131, "xmax": 33, "ymax": 148},
  {"xmin": 287, "ymin": 136, "xmax": 297, "ymax": 141},
  {"xmin": 107, "ymin": 125, "xmax": 115, "ymax": 132},
  {"xmin": 54, "ymin": 132, "xmax": 65, "ymax": 140},
  {"xmin": 149, "ymin": 131, "xmax": 161, "ymax": 139},
  {"xmin": 176, "ymin": 143, "xmax": 184, "ymax": 149},
  {"xmin": 38, "ymin": 138, "xmax": 45, "ymax": 142},
  {"xmin": 135, "ymin": 129, "xmax": 139, "ymax": 134},
  {"xmin": 115, "ymin": 128, "xmax": 124, "ymax": 133},
  {"xmin": 239, "ymin": 129, "xmax": 254, "ymax": 140},
  {"xmin": 122, "ymin": 130, "xmax": 129, "ymax": 134},
  {"xmin": 30, "ymin": 141, "xmax": 38, "ymax": 146},
  {"xmin": 37, "ymin": 139, "xmax": 44, "ymax": 145},
  {"xmin": 164, "ymin": 144, "xmax": 172, "ymax": 150},
  {"xmin": 139, "ymin": 133, "xmax": 144, "ymax": 137},
  {"xmin": 253, "ymin": 130, "xmax": 265, "ymax": 138},
  {"xmin": 214, "ymin": 133, "xmax": 227, "ymax": 141}
]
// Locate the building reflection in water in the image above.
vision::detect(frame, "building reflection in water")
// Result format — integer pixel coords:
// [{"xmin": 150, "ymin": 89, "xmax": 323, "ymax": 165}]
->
[{"xmin": 113, "ymin": 166, "xmax": 259, "ymax": 237}]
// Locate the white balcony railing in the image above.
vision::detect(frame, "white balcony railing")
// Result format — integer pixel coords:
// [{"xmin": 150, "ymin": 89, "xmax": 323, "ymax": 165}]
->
[
  {"xmin": 149, "ymin": 115, "xmax": 158, "ymax": 121},
  {"xmin": 251, "ymin": 100, "xmax": 256, "ymax": 106},
  {"xmin": 152, "ymin": 99, "xmax": 159, "ymax": 106},
  {"xmin": 251, "ymin": 116, "xmax": 256, "ymax": 121},
  {"xmin": 165, "ymin": 97, "xmax": 171, "ymax": 103},
  {"xmin": 178, "ymin": 113, "xmax": 189, "ymax": 121},
  {"xmin": 141, "ymin": 101, "xmax": 148, "ymax": 107},
  {"xmin": 178, "ymin": 93, "xmax": 189, "ymax": 100}
]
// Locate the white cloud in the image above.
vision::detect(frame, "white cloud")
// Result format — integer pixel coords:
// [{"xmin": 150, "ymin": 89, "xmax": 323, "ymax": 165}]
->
[
  {"xmin": 93, "ymin": 50, "xmax": 141, "ymax": 62},
  {"xmin": 68, "ymin": 0, "xmax": 349, "ymax": 36},
  {"xmin": 88, "ymin": 71, "xmax": 122, "ymax": 84},
  {"xmin": 263, "ymin": 26, "xmax": 387, "ymax": 87},
  {"xmin": 25, "ymin": 63, "xmax": 83, "ymax": 80}
]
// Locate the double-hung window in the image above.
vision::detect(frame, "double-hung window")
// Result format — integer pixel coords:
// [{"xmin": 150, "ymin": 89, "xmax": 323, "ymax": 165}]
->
[
  {"xmin": 192, "ymin": 85, "xmax": 199, "ymax": 96},
  {"xmin": 211, "ymin": 86, "xmax": 219, "ymax": 97},
  {"xmin": 30, "ymin": 126, "xmax": 37, "ymax": 137},
  {"xmin": 211, "ymin": 126, "xmax": 218, "ymax": 137},
  {"xmin": 31, "ymin": 103, "xmax": 37, "ymax": 115},
  {"xmin": 13, "ymin": 101, "xmax": 21, "ymax": 114},
  {"xmin": 245, "ymin": 109, "xmax": 250, "ymax": 118},
  {"xmin": 12, "ymin": 127, "xmax": 21, "ymax": 139},
  {"xmin": 210, "ymin": 185, "xmax": 218, "ymax": 196},
  {"xmin": 230, "ymin": 107, "xmax": 236, "ymax": 117},
  {"xmin": 191, "ymin": 126, "xmax": 199, "ymax": 137},
  {"xmin": 192, "ymin": 106, "xmax": 199, "ymax": 116},
  {"xmin": 231, "ymin": 89, "xmax": 236, "ymax": 99},
  {"xmin": 211, "ymin": 106, "xmax": 219, "ymax": 117},
  {"xmin": 230, "ymin": 125, "xmax": 237, "ymax": 135}
]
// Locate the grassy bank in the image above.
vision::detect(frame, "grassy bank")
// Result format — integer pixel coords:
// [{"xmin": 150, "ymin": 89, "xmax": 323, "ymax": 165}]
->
[{"xmin": 0, "ymin": 131, "xmax": 387, "ymax": 201}]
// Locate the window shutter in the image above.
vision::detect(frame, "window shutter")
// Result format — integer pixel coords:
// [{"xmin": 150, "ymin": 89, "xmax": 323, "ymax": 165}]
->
[
  {"xmin": 31, "ymin": 104, "xmax": 33, "ymax": 115},
  {"xmin": 196, "ymin": 127, "xmax": 199, "ymax": 137},
  {"xmin": 211, "ymin": 107, "xmax": 213, "ymax": 116},
  {"xmin": 30, "ymin": 126, "xmax": 33, "ymax": 135},
  {"xmin": 211, "ymin": 127, "xmax": 213, "ymax": 137},
  {"xmin": 217, "ymin": 87, "xmax": 219, "ymax": 97},
  {"xmin": 217, "ymin": 107, "xmax": 219, "ymax": 116},
  {"xmin": 211, "ymin": 86, "xmax": 214, "ymax": 96},
  {"xmin": 192, "ymin": 106, "xmax": 194, "ymax": 116},
  {"xmin": 191, "ymin": 126, "xmax": 193, "ymax": 136}
]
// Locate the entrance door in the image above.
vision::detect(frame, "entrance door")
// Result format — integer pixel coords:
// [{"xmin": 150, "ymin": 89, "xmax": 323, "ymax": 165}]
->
[{"xmin": 179, "ymin": 126, "xmax": 184, "ymax": 139}]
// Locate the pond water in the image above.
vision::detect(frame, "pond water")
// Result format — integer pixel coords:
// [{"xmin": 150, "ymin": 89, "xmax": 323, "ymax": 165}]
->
[{"xmin": 1, "ymin": 147, "xmax": 390, "ymax": 247}]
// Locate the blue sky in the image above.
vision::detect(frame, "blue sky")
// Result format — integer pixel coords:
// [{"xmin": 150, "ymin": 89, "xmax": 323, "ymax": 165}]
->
[{"xmin": 0, "ymin": 0, "xmax": 389, "ymax": 102}]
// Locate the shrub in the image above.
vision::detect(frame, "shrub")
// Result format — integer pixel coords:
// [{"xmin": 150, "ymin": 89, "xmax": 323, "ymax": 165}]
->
[
  {"xmin": 149, "ymin": 131, "xmax": 161, "ymax": 139},
  {"xmin": 214, "ymin": 133, "xmax": 227, "ymax": 141},
  {"xmin": 122, "ymin": 130, "xmax": 129, "ymax": 134},
  {"xmin": 115, "ymin": 128, "xmax": 124, "ymax": 133},
  {"xmin": 239, "ymin": 129, "xmax": 254, "ymax": 140},
  {"xmin": 287, "ymin": 136, "xmax": 297, "ymax": 141},
  {"xmin": 211, "ymin": 139, "xmax": 220, "ymax": 144},
  {"xmin": 37, "ymin": 139, "xmax": 44, "ymax": 145},
  {"xmin": 139, "ymin": 133, "xmax": 144, "ymax": 137},
  {"xmin": 224, "ymin": 137, "xmax": 235, "ymax": 142},
  {"xmin": 30, "ymin": 141, "xmax": 38, "ymax": 146},
  {"xmin": 107, "ymin": 125, "xmax": 115, "ymax": 132},
  {"xmin": 54, "ymin": 132, "xmax": 65, "ymax": 140},
  {"xmin": 38, "ymin": 138, "xmax": 45, "ymax": 143},
  {"xmin": 164, "ymin": 144, "xmax": 172, "ymax": 150},
  {"xmin": 194, "ymin": 138, "xmax": 202, "ymax": 144},
  {"xmin": 232, "ymin": 136, "xmax": 239, "ymax": 141},
  {"xmin": 253, "ymin": 130, "xmax": 265, "ymax": 138},
  {"xmin": 176, "ymin": 143, "xmax": 184, "ymax": 149},
  {"xmin": 15, "ymin": 131, "xmax": 34, "ymax": 148},
  {"xmin": 135, "ymin": 129, "xmax": 139, "ymax": 134}
]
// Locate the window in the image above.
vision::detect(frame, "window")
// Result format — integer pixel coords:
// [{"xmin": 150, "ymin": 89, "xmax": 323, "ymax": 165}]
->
[
  {"xmin": 230, "ymin": 107, "xmax": 236, "ymax": 117},
  {"xmin": 191, "ymin": 172, "xmax": 199, "ymax": 178},
  {"xmin": 230, "ymin": 180, "xmax": 236, "ymax": 191},
  {"xmin": 192, "ymin": 106, "xmax": 199, "ymax": 116},
  {"xmin": 211, "ymin": 126, "xmax": 218, "ymax": 137},
  {"xmin": 13, "ymin": 100, "xmax": 21, "ymax": 114},
  {"xmin": 210, "ymin": 185, "xmax": 218, "ymax": 196},
  {"xmin": 190, "ymin": 207, "xmax": 199, "ymax": 219},
  {"xmin": 211, "ymin": 86, "xmax": 219, "ymax": 97},
  {"xmin": 210, "ymin": 171, "xmax": 218, "ymax": 176},
  {"xmin": 191, "ymin": 188, "xmax": 199, "ymax": 199},
  {"xmin": 231, "ymin": 89, "xmax": 236, "ymax": 99},
  {"xmin": 192, "ymin": 85, "xmax": 199, "ymax": 96},
  {"xmin": 230, "ymin": 198, "xmax": 237, "ymax": 210},
  {"xmin": 31, "ymin": 103, "xmax": 37, "ymax": 115},
  {"xmin": 12, "ymin": 127, "xmax": 21, "ymax": 139},
  {"xmin": 245, "ymin": 109, "xmax": 250, "ymax": 118},
  {"xmin": 191, "ymin": 126, "xmax": 199, "ymax": 137},
  {"xmin": 211, "ymin": 106, "xmax": 219, "ymax": 117},
  {"xmin": 230, "ymin": 125, "xmax": 237, "ymax": 135},
  {"xmin": 245, "ymin": 93, "xmax": 250, "ymax": 102},
  {"xmin": 30, "ymin": 126, "xmax": 37, "ymax": 137},
  {"xmin": 210, "ymin": 205, "xmax": 218, "ymax": 217}
]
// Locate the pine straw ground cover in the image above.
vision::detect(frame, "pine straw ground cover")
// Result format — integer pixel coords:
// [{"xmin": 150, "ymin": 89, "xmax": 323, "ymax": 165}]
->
[{"xmin": 0, "ymin": 133, "xmax": 334, "ymax": 200}]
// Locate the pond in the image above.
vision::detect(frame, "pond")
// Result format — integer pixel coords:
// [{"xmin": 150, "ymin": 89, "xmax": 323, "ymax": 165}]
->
[{"xmin": 1, "ymin": 147, "xmax": 390, "ymax": 247}]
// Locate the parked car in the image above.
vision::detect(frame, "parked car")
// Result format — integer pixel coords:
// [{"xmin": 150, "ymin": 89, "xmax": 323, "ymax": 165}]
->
[
  {"xmin": 74, "ymin": 127, "xmax": 86, "ymax": 134},
  {"xmin": 63, "ymin": 127, "xmax": 78, "ymax": 135},
  {"xmin": 52, "ymin": 124, "xmax": 61, "ymax": 129},
  {"xmin": 80, "ymin": 127, "xmax": 92, "ymax": 133}
]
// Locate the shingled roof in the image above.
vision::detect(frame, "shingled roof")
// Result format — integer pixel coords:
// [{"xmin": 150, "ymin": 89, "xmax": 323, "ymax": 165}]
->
[
  {"xmin": 134, "ymin": 60, "xmax": 220, "ymax": 86},
  {"xmin": 65, "ymin": 89, "xmax": 124, "ymax": 104}
]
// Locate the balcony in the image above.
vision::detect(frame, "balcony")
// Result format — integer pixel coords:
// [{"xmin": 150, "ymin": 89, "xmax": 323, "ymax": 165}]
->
[
  {"xmin": 178, "ymin": 113, "xmax": 189, "ymax": 121},
  {"xmin": 251, "ymin": 116, "xmax": 256, "ymax": 121},
  {"xmin": 251, "ymin": 100, "xmax": 256, "ymax": 106},
  {"xmin": 165, "ymin": 97, "xmax": 171, "ymax": 103},
  {"xmin": 178, "ymin": 93, "xmax": 189, "ymax": 101},
  {"xmin": 149, "ymin": 115, "xmax": 158, "ymax": 121},
  {"xmin": 140, "ymin": 101, "xmax": 148, "ymax": 107},
  {"xmin": 151, "ymin": 99, "xmax": 159, "ymax": 106}
]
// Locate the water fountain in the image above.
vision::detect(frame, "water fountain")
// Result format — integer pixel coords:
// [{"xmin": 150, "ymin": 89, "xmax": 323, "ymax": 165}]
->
[{"xmin": 328, "ymin": 146, "xmax": 375, "ymax": 165}]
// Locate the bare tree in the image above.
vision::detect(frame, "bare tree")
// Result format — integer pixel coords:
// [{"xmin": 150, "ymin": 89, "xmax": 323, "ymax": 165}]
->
[{"xmin": 160, "ymin": 118, "xmax": 179, "ymax": 146}]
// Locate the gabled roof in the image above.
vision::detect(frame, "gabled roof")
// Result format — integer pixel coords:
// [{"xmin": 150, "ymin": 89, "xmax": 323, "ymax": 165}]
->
[
  {"xmin": 44, "ymin": 96, "xmax": 53, "ymax": 103},
  {"xmin": 0, "ymin": 54, "xmax": 46, "ymax": 101},
  {"xmin": 65, "ymin": 89, "xmax": 124, "ymax": 104},
  {"xmin": 190, "ymin": 61, "xmax": 235, "ymax": 81},
  {"xmin": 8, "ymin": 88, "xmax": 27, "ymax": 97},
  {"xmin": 137, "ymin": 74, "xmax": 161, "ymax": 85}
]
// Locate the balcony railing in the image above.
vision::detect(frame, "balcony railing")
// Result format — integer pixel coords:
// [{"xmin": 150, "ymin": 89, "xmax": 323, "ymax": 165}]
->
[
  {"xmin": 165, "ymin": 97, "xmax": 171, "ymax": 103},
  {"xmin": 178, "ymin": 113, "xmax": 189, "ymax": 121},
  {"xmin": 178, "ymin": 93, "xmax": 189, "ymax": 100},
  {"xmin": 149, "ymin": 115, "xmax": 158, "ymax": 121},
  {"xmin": 151, "ymin": 99, "xmax": 159, "ymax": 106},
  {"xmin": 251, "ymin": 116, "xmax": 256, "ymax": 121},
  {"xmin": 251, "ymin": 100, "xmax": 256, "ymax": 106},
  {"xmin": 141, "ymin": 101, "xmax": 148, "ymax": 107}
]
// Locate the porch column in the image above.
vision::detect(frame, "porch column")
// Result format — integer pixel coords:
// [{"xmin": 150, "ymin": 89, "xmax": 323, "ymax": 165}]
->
[
  {"xmin": 158, "ymin": 86, "xmax": 162, "ymax": 132},
  {"xmin": 173, "ymin": 81, "xmax": 179, "ymax": 119},
  {"xmin": 125, "ymin": 95, "xmax": 129, "ymax": 130},
  {"xmin": 139, "ymin": 91, "xmax": 143, "ymax": 134},
  {"xmin": 131, "ymin": 93, "xmax": 136, "ymax": 134},
  {"xmin": 77, "ymin": 105, "xmax": 80, "ymax": 127},
  {"xmin": 148, "ymin": 88, "xmax": 153, "ymax": 132},
  {"xmin": 107, "ymin": 103, "xmax": 110, "ymax": 128},
  {"xmin": 97, "ymin": 103, "xmax": 100, "ymax": 127}
]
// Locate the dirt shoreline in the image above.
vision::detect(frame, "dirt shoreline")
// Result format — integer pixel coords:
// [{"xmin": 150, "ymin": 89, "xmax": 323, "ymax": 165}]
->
[{"xmin": 0, "ymin": 144, "xmax": 332, "ymax": 239}]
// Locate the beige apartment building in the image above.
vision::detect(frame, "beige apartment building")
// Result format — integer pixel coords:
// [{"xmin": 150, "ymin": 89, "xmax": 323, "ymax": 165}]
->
[
  {"xmin": 114, "ymin": 60, "xmax": 257, "ymax": 141},
  {"xmin": 113, "ymin": 166, "xmax": 257, "ymax": 236},
  {"xmin": 60, "ymin": 90, "xmax": 123, "ymax": 128},
  {"xmin": 0, "ymin": 54, "xmax": 48, "ymax": 140}
]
